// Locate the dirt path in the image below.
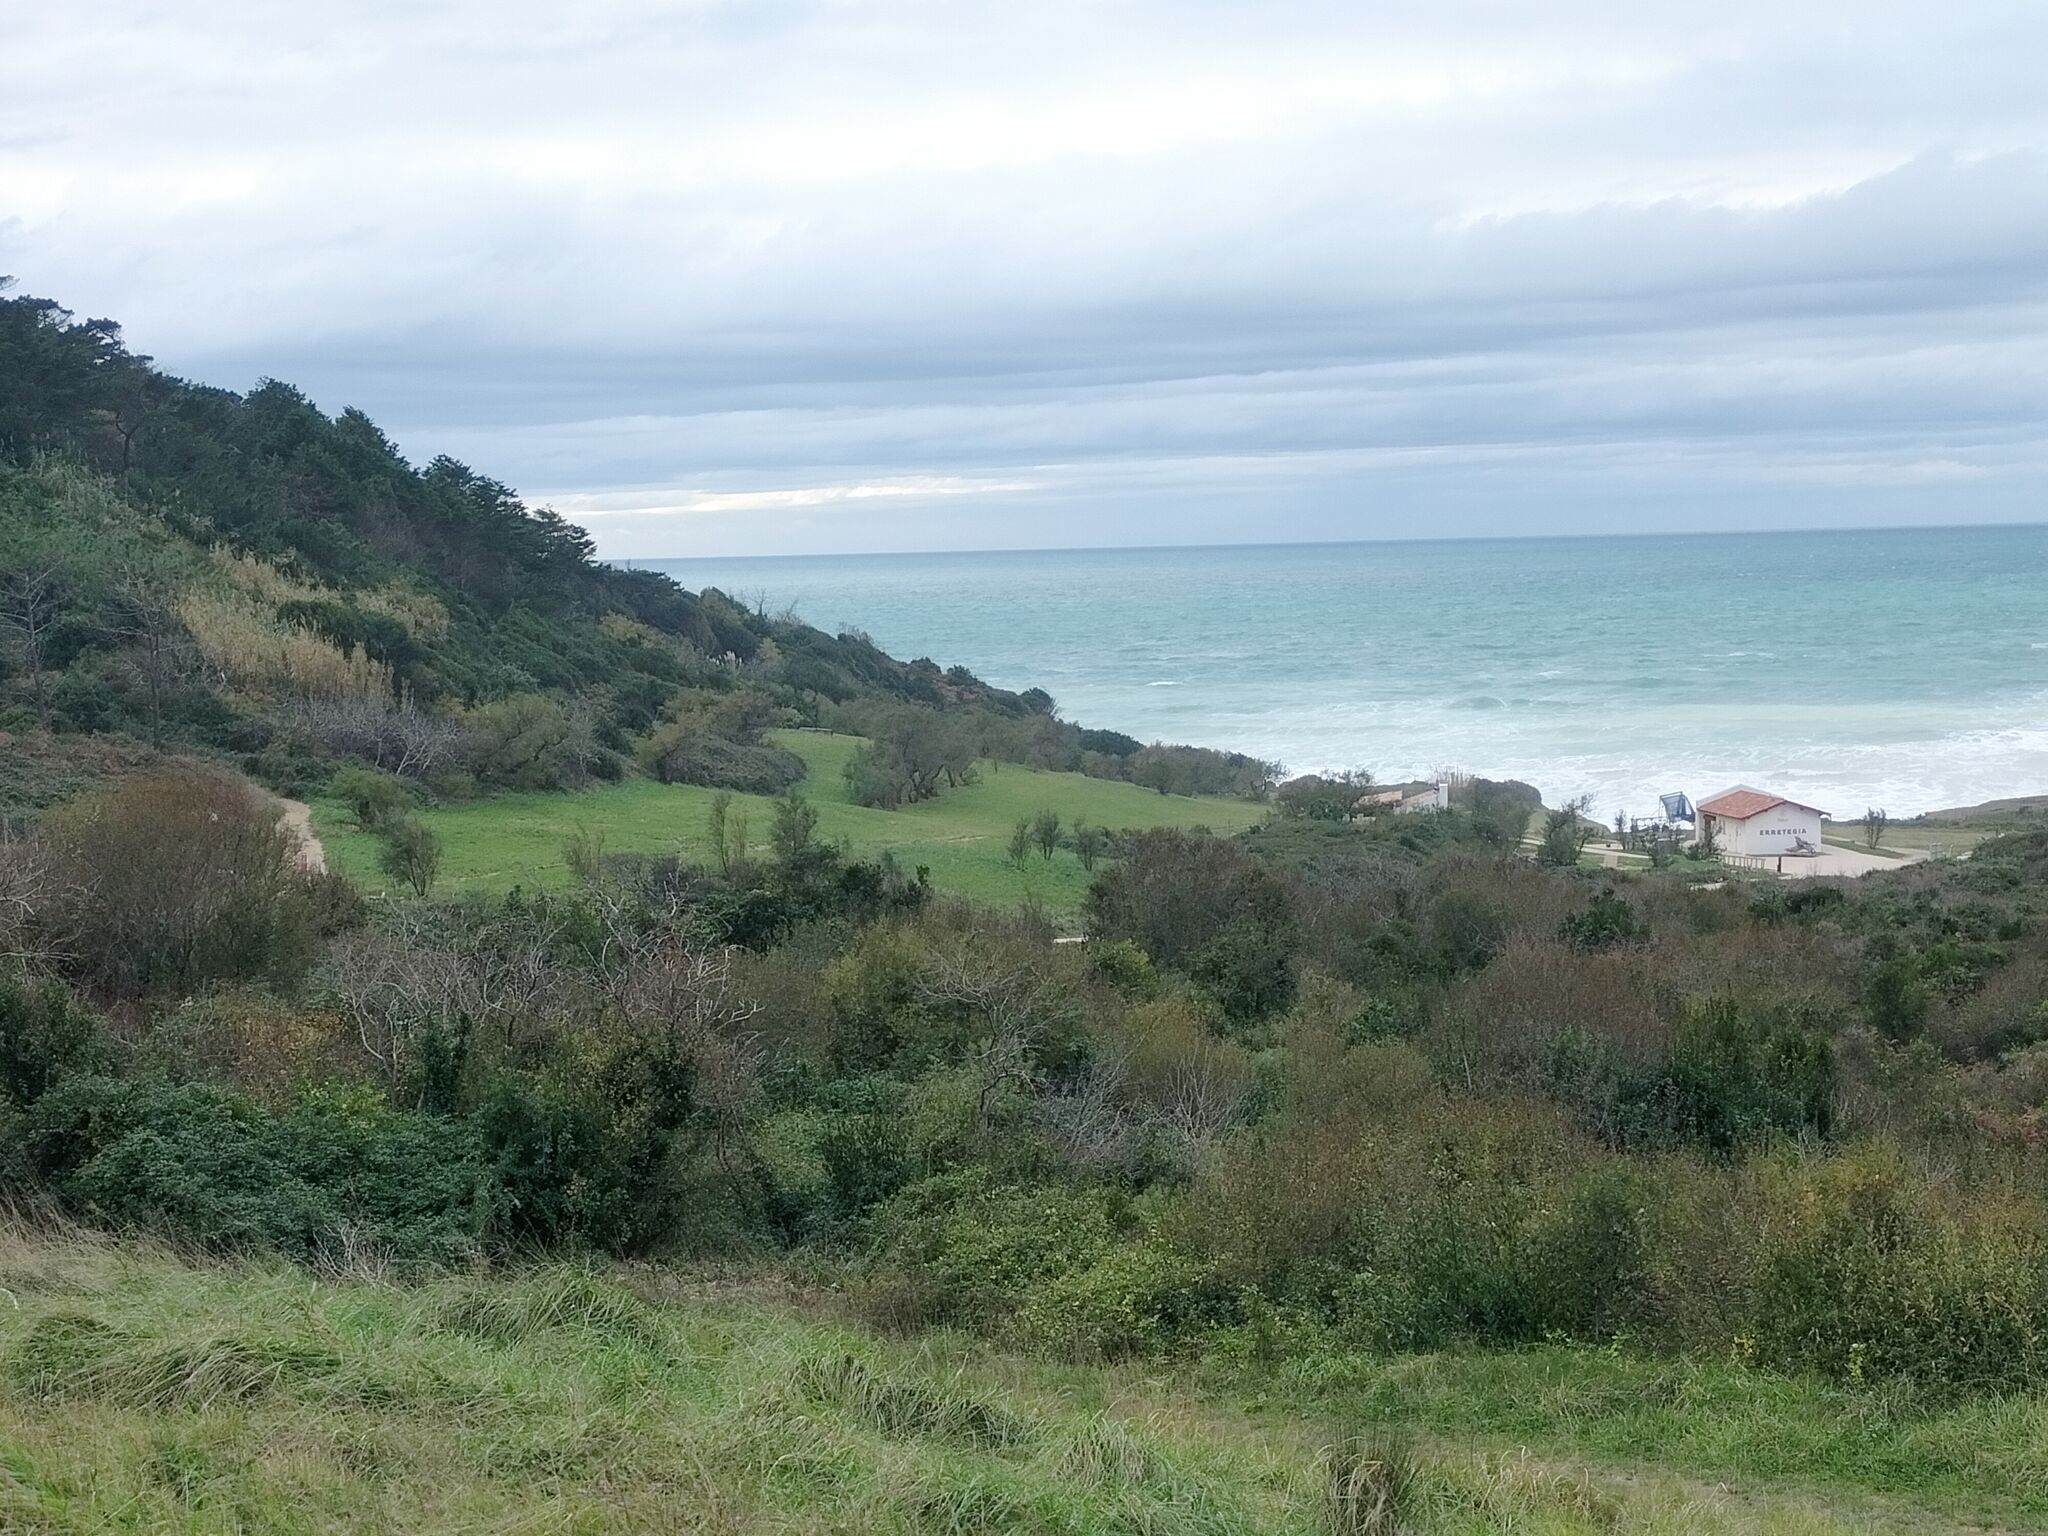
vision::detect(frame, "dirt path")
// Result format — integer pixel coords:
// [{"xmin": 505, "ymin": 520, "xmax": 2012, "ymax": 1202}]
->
[{"xmin": 276, "ymin": 797, "xmax": 326, "ymax": 874}]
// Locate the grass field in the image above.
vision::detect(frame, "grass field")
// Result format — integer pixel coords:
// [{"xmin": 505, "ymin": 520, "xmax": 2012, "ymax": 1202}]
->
[
  {"xmin": 311, "ymin": 730, "xmax": 1267, "ymax": 912},
  {"xmin": 1, "ymin": 1225, "xmax": 2039, "ymax": 1534},
  {"xmin": 1822, "ymin": 822, "xmax": 1991, "ymax": 857}
]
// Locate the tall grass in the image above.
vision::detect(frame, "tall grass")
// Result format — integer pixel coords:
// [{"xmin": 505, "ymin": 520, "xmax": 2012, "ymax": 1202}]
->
[
  {"xmin": 0, "ymin": 1221, "xmax": 2033, "ymax": 1533},
  {"xmin": 179, "ymin": 587, "xmax": 393, "ymax": 702}
]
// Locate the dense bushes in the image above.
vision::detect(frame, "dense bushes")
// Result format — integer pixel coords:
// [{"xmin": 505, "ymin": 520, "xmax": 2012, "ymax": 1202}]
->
[
  {"xmin": 647, "ymin": 731, "xmax": 806, "ymax": 794},
  {"xmin": 0, "ymin": 975, "xmax": 112, "ymax": 1108},
  {"xmin": 638, "ymin": 688, "xmax": 807, "ymax": 793},
  {"xmin": 464, "ymin": 693, "xmax": 603, "ymax": 790},
  {"xmin": 14, "ymin": 723, "xmax": 2048, "ymax": 1398},
  {"xmin": 35, "ymin": 768, "xmax": 351, "ymax": 997},
  {"xmin": 841, "ymin": 706, "xmax": 979, "ymax": 808},
  {"xmin": 26, "ymin": 1075, "xmax": 489, "ymax": 1263}
]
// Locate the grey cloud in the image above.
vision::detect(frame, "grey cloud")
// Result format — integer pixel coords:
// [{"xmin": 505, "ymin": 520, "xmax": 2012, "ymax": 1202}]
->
[{"xmin": 4, "ymin": 2, "xmax": 2047, "ymax": 553}]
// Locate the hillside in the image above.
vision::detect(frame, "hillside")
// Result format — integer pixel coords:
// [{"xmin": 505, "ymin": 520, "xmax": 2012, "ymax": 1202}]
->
[
  {"xmin": 2, "ymin": 1222, "xmax": 2033, "ymax": 1535},
  {"xmin": 17, "ymin": 283, "xmax": 2048, "ymax": 1536},
  {"xmin": 0, "ymin": 282, "xmax": 1276, "ymax": 839}
]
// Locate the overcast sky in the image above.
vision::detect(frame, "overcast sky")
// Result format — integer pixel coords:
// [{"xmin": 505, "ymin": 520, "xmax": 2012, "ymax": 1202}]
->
[{"xmin": 6, "ymin": 2, "xmax": 2047, "ymax": 556}]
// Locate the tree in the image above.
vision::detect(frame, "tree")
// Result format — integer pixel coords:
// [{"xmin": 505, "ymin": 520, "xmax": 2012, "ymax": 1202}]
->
[
  {"xmin": 771, "ymin": 791, "xmax": 819, "ymax": 864},
  {"xmin": 297, "ymin": 695, "xmax": 467, "ymax": 779},
  {"xmin": 379, "ymin": 814, "xmax": 441, "ymax": 897},
  {"xmin": 1466, "ymin": 780, "xmax": 1537, "ymax": 852},
  {"xmin": 107, "ymin": 570, "xmax": 189, "ymax": 749},
  {"xmin": 1537, "ymin": 794, "xmax": 1599, "ymax": 867},
  {"xmin": 841, "ymin": 706, "xmax": 977, "ymax": 808},
  {"xmin": 1085, "ymin": 827, "xmax": 1295, "ymax": 975},
  {"xmin": 707, "ymin": 792, "xmax": 749, "ymax": 877},
  {"xmin": 465, "ymin": 693, "xmax": 593, "ymax": 790},
  {"xmin": 914, "ymin": 941, "xmax": 1080, "ymax": 1130},
  {"xmin": 1862, "ymin": 806, "xmax": 1889, "ymax": 850},
  {"xmin": 1072, "ymin": 823, "xmax": 1108, "ymax": 871},
  {"xmin": 1007, "ymin": 818, "xmax": 1033, "ymax": 869},
  {"xmin": 1133, "ymin": 751, "xmax": 1178, "ymax": 796},
  {"xmin": 1032, "ymin": 809, "xmax": 1062, "ymax": 860},
  {"xmin": 0, "ymin": 564, "xmax": 61, "ymax": 728}
]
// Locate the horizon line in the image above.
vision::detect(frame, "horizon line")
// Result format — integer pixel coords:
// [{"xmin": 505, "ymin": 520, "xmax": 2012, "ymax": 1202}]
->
[{"xmin": 607, "ymin": 516, "xmax": 2048, "ymax": 567}]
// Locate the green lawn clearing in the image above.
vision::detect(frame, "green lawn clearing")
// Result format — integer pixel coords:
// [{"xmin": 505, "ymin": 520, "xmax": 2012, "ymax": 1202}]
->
[{"xmin": 312, "ymin": 730, "xmax": 1267, "ymax": 912}]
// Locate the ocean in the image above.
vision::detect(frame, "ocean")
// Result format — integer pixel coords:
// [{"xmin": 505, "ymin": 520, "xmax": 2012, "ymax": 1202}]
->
[{"xmin": 640, "ymin": 526, "xmax": 2048, "ymax": 820}]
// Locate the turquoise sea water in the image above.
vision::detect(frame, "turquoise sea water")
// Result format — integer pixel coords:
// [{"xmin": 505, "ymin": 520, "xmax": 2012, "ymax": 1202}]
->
[{"xmin": 642, "ymin": 527, "xmax": 2048, "ymax": 818}]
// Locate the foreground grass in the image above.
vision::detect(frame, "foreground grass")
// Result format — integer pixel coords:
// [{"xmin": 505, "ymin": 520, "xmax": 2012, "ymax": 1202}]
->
[
  {"xmin": 1, "ymin": 1229, "xmax": 2040, "ymax": 1533},
  {"xmin": 312, "ymin": 730, "xmax": 1265, "ymax": 912}
]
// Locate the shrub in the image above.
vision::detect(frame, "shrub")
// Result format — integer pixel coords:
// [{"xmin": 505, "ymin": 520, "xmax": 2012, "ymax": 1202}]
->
[
  {"xmin": 642, "ymin": 724, "xmax": 804, "ymax": 793},
  {"xmin": 840, "ymin": 706, "xmax": 977, "ymax": 808},
  {"xmin": 297, "ymin": 695, "xmax": 466, "ymax": 778},
  {"xmin": 1085, "ymin": 828, "xmax": 1296, "ymax": 973},
  {"xmin": 1018, "ymin": 1240, "xmax": 1227, "ymax": 1359},
  {"xmin": 471, "ymin": 1056, "xmax": 701, "ymax": 1255},
  {"xmin": 1745, "ymin": 1146, "xmax": 2048, "ymax": 1390},
  {"xmin": 862, "ymin": 1171, "xmax": 1126, "ymax": 1334},
  {"xmin": 0, "ymin": 976, "xmax": 112, "ymax": 1107},
  {"xmin": 328, "ymin": 763, "xmax": 413, "ymax": 828},
  {"xmin": 1192, "ymin": 918, "xmax": 1297, "ymax": 1023},
  {"xmin": 1663, "ymin": 996, "xmax": 1832, "ymax": 1151},
  {"xmin": 1546, "ymin": 997, "xmax": 1832, "ymax": 1152},
  {"xmin": 1087, "ymin": 939, "xmax": 1162, "ymax": 998},
  {"xmin": 41, "ymin": 768, "xmax": 333, "ymax": 996},
  {"xmin": 1558, "ymin": 887, "xmax": 1646, "ymax": 951},
  {"xmin": 26, "ymin": 1074, "xmax": 488, "ymax": 1263},
  {"xmin": 1275, "ymin": 772, "xmax": 1371, "ymax": 821},
  {"xmin": 1521, "ymin": 1165, "xmax": 1660, "ymax": 1339},
  {"xmin": 136, "ymin": 990, "xmax": 366, "ymax": 1108},
  {"xmin": 465, "ymin": 693, "xmax": 595, "ymax": 790}
]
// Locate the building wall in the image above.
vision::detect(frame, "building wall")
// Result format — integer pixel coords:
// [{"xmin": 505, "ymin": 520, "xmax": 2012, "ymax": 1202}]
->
[{"xmin": 1717, "ymin": 803, "xmax": 1822, "ymax": 857}]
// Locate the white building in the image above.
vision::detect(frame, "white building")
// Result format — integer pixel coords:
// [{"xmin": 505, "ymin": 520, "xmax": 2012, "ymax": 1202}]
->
[
  {"xmin": 1398, "ymin": 781, "xmax": 1450, "ymax": 814},
  {"xmin": 1353, "ymin": 782, "xmax": 1449, "ymax": 816},
  {"xmin": 1696, "ymin": 786, "xmax": 1825, "ymax": 858}
]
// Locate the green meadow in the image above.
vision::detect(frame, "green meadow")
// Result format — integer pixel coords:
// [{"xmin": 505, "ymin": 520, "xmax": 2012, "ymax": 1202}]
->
[
  {"xmin": 3, "ymin": 1223, "xmax": 2036, "ymax": 1535},
  {"xmin": 312, "ymin": 729, "xmax": 1267, "ymax": 911}
]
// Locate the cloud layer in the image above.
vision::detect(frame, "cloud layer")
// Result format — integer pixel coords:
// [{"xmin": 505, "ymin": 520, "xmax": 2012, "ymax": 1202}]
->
[{"xmin": 6, "ymin": 2, "xmax": 2046, "ymax": 553}]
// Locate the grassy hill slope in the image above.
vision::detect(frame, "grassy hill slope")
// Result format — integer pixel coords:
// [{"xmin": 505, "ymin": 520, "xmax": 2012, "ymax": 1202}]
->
[
  {"xmin": 2, "ymin": 1224, "xmax": 2034, "ymax": 1535},
  {"xmin": 312, "ymin": 729, "xmax": 1267, "ymax": 909}
]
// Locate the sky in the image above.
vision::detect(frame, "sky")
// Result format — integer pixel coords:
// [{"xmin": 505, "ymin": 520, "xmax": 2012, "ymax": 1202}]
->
[{"xmin": 5, "ymin": 2, "xmax": 2047, "ymax": 557}]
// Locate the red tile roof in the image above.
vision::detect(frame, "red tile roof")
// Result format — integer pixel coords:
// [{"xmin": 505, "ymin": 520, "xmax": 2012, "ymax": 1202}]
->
[{"xmin": 1698, "ymin": 788, "xmax": 1822, "ymax": 820}]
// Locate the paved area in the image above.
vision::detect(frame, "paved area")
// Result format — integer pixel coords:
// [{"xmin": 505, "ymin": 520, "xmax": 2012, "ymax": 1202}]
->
[{"xmin": 1773, "ymin": 843, "xmax": 1924, "ymax": 879}]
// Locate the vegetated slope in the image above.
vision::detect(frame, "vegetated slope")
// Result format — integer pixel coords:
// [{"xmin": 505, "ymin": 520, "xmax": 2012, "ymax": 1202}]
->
[
  {"xmin": 0, "ymin": 1223, "xmax": 2031, "ymax": 1536},
  {"xmin": 312, "ymin": 729, "xmax": 1267, "ymax": 907},
  {"xmin": 0, "ymin": 282, "xmax": 1278, "ymax": 834}
]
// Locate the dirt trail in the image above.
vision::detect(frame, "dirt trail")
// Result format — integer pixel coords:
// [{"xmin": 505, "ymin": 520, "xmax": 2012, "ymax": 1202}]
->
[{"xmin": 276, "ymin": 797, "xmax": 326, "ymax": 874}]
